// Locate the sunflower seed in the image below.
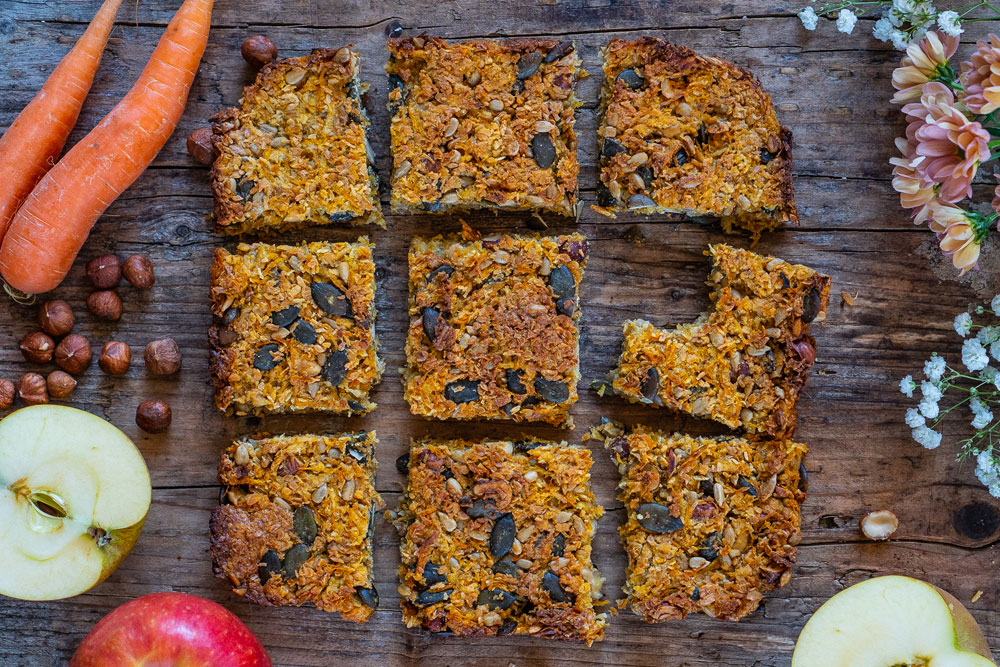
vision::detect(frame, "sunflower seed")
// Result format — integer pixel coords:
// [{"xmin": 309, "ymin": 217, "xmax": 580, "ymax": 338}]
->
[
  {"xmin": 281, "ymin": 544, "xmax": 309, "ymax": 578},
  {"xmin": 284, "ymin": 68, "xmax": 306, "ymax": 86},
  {"xmin": 341, "ymin": 479, "xmax": 356, "ymax": 501},
  {"xmin": 628, "ymin": 194, "xmax": 657, "ymax": 209},
  {"xmin": 688, "ymin": 556, "xmax": 709, "ymax": 570},
  {"xmin": 444, "ymin": 116, "xmax": 459, "ymax": 137},
  {"xmin": 489, "ymin": 99, "xmax": 504, "ymax": 112},
  {"xmin": 311, "ymin": 282, "xmax": 352, "ymax": 318},
  {"xmin": 293, "ymin": 507, "xmax": 317, "ymax": 545},
  {"xmin": 490, "ymin": 512, "xmax": 516, "ymax": 557},
  {"xmin": 312, "ymin": 484, "xmax": 328, "ymax": 504},
  {"xmin": 636, "ymin": 503, "xmax": 683, "ymax": 533}
]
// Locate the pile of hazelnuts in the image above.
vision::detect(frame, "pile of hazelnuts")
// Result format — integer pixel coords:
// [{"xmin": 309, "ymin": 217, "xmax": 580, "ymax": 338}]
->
[{"xmin": 0, "ymin": 253, "xmax": 179, "ymax": 434}]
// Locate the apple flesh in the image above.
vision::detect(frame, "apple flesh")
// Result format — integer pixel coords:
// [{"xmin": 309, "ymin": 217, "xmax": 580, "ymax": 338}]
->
[
  {"xmin": 793, "ymin": 575, "xmax": 997, "ymax": 667},
  {"xmin": 0, "ymin": 405, "xmax": 151, "ymax": 600},
  {"xmin": 71, "ymin": 592, "xmax": 272, "ymax": 667}
]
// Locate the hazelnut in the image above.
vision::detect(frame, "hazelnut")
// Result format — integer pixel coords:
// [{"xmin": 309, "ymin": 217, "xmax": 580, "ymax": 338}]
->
[
  {"xmin": 144, "ymin": 338, "xmax": 182, "ymax": 376},
  {"xmin": 122, "ymin": 254, "xmax": 155, "ymax": 289},
  {"xmin": 20, "ymin": 331, "xmax": 55, "ymax": 364},
  {"xmin": 0, "ymin": 379, "xmax": 14, "ymax": 409},
  {"xmin": 54, "ymin": 334, "xmax": 93, "ymax": 374},
  {"xmin": 99, "ymin": 341, "xmax": 132, "ymax": 375},
  {"xmin": 46, "ymin": 370, "xmax": 77, "ymax": 398},
  {"xmin": 136, "ymin": 400, "xmax": 171, "ymax": 433},
  {"xmin": 87, "ymin": 290, "xmax": 123, "ymax": 321},
  {"xmin": 17, "ymin": 373, "xmax": 48, "ymax": 406},
  {"xmin": 86, "ymin": 254, "xmax": 122, "ymax": 289},
  {"xmin": 38, "ymin": 300, "xmax": 75, "ymax": 337},
  {"xmin": 860, "ymin": 510, "xmax": 899, "ymax": 541},
  {"xmin": 241, "ymin": 35, "xmax": 278, "ymax": 68},
  {"xmin": 186, "ymin": 128, "xmax": 217, "ymax": 165}
]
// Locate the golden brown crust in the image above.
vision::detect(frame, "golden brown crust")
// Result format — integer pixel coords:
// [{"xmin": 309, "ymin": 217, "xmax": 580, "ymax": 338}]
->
[
  {"xmin": 589, "ymin": 422, "xmax": 806, "ymax": 623},
  {"xmin": 210, "ymin": 432, "xmax": 382, "ymax": 621},
  {"xmin": 390, "ymin": 437, "xmax": 606, "ymax": 643},
  {"xmin": 387, "ymin": 37, "xmax": 582, "ymax": 217},
  {"xmin": 605, "ymin": 244, "xmax": 830, "ymax": 438},
  {"xmin": 403, "ymin": 228, "xmax": 587, "ymax": 428},
  {"xmin": 209, "ymin": 240, "xmax": 382, "ymax": 416},
  {"xmin": 594, "ymin": 38, "xmax": 796, "ymax": 240},
  {"xmin": 211, "ymin": 48, "xmax": 382, "ymax": 234}
]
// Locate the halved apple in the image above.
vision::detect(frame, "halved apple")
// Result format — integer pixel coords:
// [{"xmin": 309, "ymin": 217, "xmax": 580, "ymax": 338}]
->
[
  {"xmin": 0, "ymin": 405, "xmax": 151, "ymax": 600},
  {"xmin": 793, "ymin": 575, "xmax": 996, "ymax": 667}
]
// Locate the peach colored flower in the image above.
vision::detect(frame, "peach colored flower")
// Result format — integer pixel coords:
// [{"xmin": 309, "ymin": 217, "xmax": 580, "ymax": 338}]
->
[
  {"xmin": 926, "ymin": 200, "xmax": 970, "ymax": 235},
  {"xmin": 961, "ymin": 34, "xmax": 1000, "ymax": 114},
  {"xmin": 994, "ymin": 174, "xmax": 1000, "ymax": 217},
  {"xmin": 913, "ymin": 100, "xmax": 990, "ymax": 203},
  {"xmin": 891, "ymin": 138, "xmax": 936, "ymax": 224},
  {"xmin": 892, "ymin": 32, "xmax": 960, "ymax": 105},
  {"xmin": 901, "ymin": 82, "xmax": 956, "ymax": 144},
  {"xmin": 939, "ymin": 220, "xmax": 981, "ymax": 274}
]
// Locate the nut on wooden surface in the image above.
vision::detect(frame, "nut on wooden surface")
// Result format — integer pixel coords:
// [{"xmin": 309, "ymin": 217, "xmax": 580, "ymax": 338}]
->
[
  {"xmin": 122, "ymin": 254, "xmax": 156, "ymax": 288},
  {"xmin": 98, "ymin": 341, "xmax": 132, "ymax": 375},
  {"xmin": 860, "ymin": 510, "xmax": 899, "ymax": 541},
  {"xmin": 46, "ymin": 371, "xmax": 77, "ymax": 398},
  {"xmin": 87, "ymin": 290, "xmax": 123, "ymax": 321},
  {"xmin": 54, "ymin": 334, "xmax": 92, "ymax": 374},
  {"xmin": 136, "ymin": 399, "xmax": 171, "ymax": 433},
  {"xmin": 0, "ymin": 379, "xmax": 13, "ymax": 410},
  {"xmin": 144, "ymin": 338, "xmax": 182, "ymax": 376},
  {"xmin": 38, "ymin": 300, "xmax": 75, "ymax": 337},
  {"xmin": 17, "ymin": 373, "xmax": 48, "ymax": 406},
  {"xmin": 241, "ymin": 34, "xmax": 277, "ymax": 67},
  {"xmin": 19, "ymin": 331, "xmax": 55, "ymax": 364},
  {"xmin": 86, "ymin": 254, "xmax": 122, "ymax": 289}
]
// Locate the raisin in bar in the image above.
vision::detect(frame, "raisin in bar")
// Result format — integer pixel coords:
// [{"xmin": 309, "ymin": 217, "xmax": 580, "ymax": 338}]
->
[
  {"xmin": 604, "ymin": 244, "xmax": 830, "ymax": 437},
  {"xmin": 391, "ymin": 437, "xmax": 606, "ymax": 643},
  {"xmin": 210, "ymin": 239, "xmax": 383, "ymax": 416},
  {"xmin": 387, "ymin": 37, "xmax": 582, "ymax": 217},
  {"xmin": 210, "ymin": 431, "xmax": 382, "ymax": 621},
  {"xmin": 212, "ymin": 47, "xmax": 381, "ymax": 234},
  {"xmin": 590, "ymin": 421, "xmax": 807, "ymax": 622},
  {"xmin": 404, "ymin": 230, "xmax": 587, "ymax": 428},
  {"xmin": 595, "ymin": 38, "xmax": 796, "ymax": 239}
]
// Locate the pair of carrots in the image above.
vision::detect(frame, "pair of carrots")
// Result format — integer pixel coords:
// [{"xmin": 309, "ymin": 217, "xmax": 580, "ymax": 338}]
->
[{"xmin": 0, "ymin": 0, "xmax": 214, "ymax": 296}]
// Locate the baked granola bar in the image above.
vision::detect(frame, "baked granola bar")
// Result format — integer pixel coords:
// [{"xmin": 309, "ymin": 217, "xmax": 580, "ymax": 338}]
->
[
  {"xmin": 391, "ymin": 437, "xmax": 606, "ymax": 643},
  {"xmin": 387, "ymin": 37, "xmax": 582, "ymax": 217},
  {"xmin": 404, "ymin": 229, "xmax": 587, "ymax": 428},
  {"xmin": 604, "ymin": 244, "xmax": 830, "ymax": 437},
  {"xmin": 212, "ymin": 47, "xmax": 382, "ymax": 234},
  {"xmin": 210, "ymin": 431, "xmax": 382, "ymax": 621},
  {"xmin": 210, "ymin": 239, "xmax": 382, "ymax": 416},
  {"xmin": 589, "ymin": 421, "xmax": 806, "ymax": 623},
  {"xmin": 594, "ymin": 38, "xmax": 796, "ymax": 239}
]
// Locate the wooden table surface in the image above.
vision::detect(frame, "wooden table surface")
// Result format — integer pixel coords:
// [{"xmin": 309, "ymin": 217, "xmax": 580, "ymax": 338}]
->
[{"xmin": 1, "ymin": 1, "xmax": 998, "ymax": 665}]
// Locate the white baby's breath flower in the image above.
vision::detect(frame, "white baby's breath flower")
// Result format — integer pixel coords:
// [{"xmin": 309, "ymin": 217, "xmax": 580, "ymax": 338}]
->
[
  {"xmin": 954, "ymin": 312, "xmax": 973, "ymax": 336},
  {"xmin": 963, "ymin": 339, "xmax": 990, "ymax": 371},
  {"xmin": 936, "ymin": 10, "xmax": 962, "ymax": 36},
  {"xmin": 977, "ymin": 325, "xmax": 1000, "ymax": 344},
  {"xmin": 991, "ymin": 341, "xmax": 1000, "ymax": 363},
  {"xmin": 923, "ymin": 355, "xmax": 946, "ymax": 382},
  {"xmin": 899, "ymin": 374, "xmax": 917, "ymax": 397},
  {"xmin": 893, "ymin": 0, "xmax": 919, "ymax": 12},
  {"xmin": 920, "ymin": 380, "xmax": 943, "ymax": 403},
  {"xmin": 873, "ymin": 16, "xmax": 895, "ymax": 41},
  {"xmin": 836, "ymin": 8, "xmax": 858, "ymax": 34},
  {"xmin": 991, "ymin": 294, "xmax": 1000, "ymax": 316},
  {"xmin": 918, "ymin": 398, "xmax": 940, "ymax": 419},
  {"xmin": 971, "ymin": 396, "xmax": 989, "ymax": 417},
  {"xmin": 905, "ymin": 407, "xmax": 926, "ymax": 427},
  {"xmin": 890, "ymin": 29, "xmax": 911, "ymax": 50},
  {"xmin": 912, "ymin": 425, "xmax": 942, "ymax": 449},
  {"xmin": 975, "ymin": 450, "xmax": 1000, "ymax": 489},
  {"xmin": 972, "ymin": 411, "xmax": 993, "ymax": 429},
  {"xmin": 798, "ymin": 6, "xmax": 819, "ymax": 30}
]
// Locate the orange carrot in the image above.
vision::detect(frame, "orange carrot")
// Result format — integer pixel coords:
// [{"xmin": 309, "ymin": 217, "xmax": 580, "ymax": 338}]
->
[
  {"xmin": 0, "ymin": 0, "xmax": 214, "ymax": 295},
  {"xmin": 0, "ymin": 0, "xmax": 124, "ymax": 242}
]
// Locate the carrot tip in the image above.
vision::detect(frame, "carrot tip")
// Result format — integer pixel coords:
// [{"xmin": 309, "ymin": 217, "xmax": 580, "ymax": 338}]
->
[{"xmin": 2, "ymin": 281, "xmax": 36, "ymax": 305}]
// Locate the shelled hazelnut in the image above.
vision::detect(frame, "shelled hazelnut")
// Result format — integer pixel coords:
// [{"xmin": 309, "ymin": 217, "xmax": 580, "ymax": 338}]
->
[
  {"xmin": 241, "ymin": 35, "xmax": 278, "ymax": 68},
  {"xmin": 136, "ymin": 400, "xmax": 171, "ymax": 433},
  {"xmin": 186, "ymin": 128, "xmax": 216, "ymax": 166},
  {"xmin": 144, "ymin": 338, "xmax": 182, "ymax": 376},
  {"xmin": 860, "ymin": 510, "xmax": 899, "ymax": 541},
  {"xmin": 46, "ymin": 371, "xmax": 77, "ymax": 398},
  {"xmin": 99, "ymin": 341, "xmax": 132, "ymax": 375},
  {"xmin": 0, "ymin": 379, "xmax": 14, "ymax": 409},
  {"xmin": 38, "ymin": 300, "xmax": 75, "ymax": 337},
  {"xmin": 87, "ymin": 290, "xmax": 123, "ymax": 321},
  {"xmin": 20, "ymin": 331, "xmax": 55, "ymax": 364},
  {"xmin": 123, "ymin": 254, "xmax": 155, "ymax": 288},
  {"xmin": 54, "ymin": 334, "xmax": 92, "ymax": 374},
  {"xmin": 86, "ymin": 254, "xmax": 122, "ymax": 289},
  {"xmin": 17, "ymin": 373, "xmax": 48, "ymax": 406}
]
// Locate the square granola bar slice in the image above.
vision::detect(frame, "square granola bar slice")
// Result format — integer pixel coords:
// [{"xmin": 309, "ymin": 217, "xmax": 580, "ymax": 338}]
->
[
  {"xmin": 404, "ymin": 230, "xmax": 588, "ymax": 428},
  {"xmin": 210, "ymin": 431, "xmax": 382, "ymax": 621},
  {"xmin": 391, "ymin": 437, "xmax": 606, "ymax": 643},
  {"xmin": 387, "ymin": 37, "xmax": 582, "ymax": 217},
  {"xmin": 590, "ymin": 421, "xmax": 807, "ymax": 623},
  {"xmin": 604, "ymin": 244, "xmax": 830, "ymax": 437},
  {"xmin": 210, "ymin": 239, "xmax": 383, "ymax": 416},
  {"xmin": 212, "ymin": 47, "xmax": 382, "ymax": 234},
  {"xmin": 594, "ymin": 38, "xmax": 796, "ymax": 239}
]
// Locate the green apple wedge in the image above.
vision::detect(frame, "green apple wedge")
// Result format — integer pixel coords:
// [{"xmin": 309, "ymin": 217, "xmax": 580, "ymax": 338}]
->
[
  {"xmin": 0, "ymin": 405, "xmax": 151, "ymax": 601},
  {"xmin": 793, "ymin": 575, "xmax": 997, "ymax": 667}
]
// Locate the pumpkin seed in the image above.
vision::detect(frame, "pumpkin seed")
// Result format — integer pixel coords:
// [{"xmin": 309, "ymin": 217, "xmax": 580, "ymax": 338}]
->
[
  {"xmin": 385, "ymin": 18, "xmax": 403, "ymax": 37},
  {"xmin": 636, "ymin": 165, "xmax": 654, "ymax": 190},
  {"xmin": 674, "ymin": 148, "xmax": 688, "ymax": 166},
  {"xmin": 635, "ymin": 503, "xmax": 683, "ymax": 533},
  {"xmin": 421, "ymin": 562, "xmax": 447, "ymax": 587},
  {"xmin": 499, "ymin": 620, "xmax": 517, "ymax": 635},
  {"xmin": 396, "ymin": 452, "xmax": 410, "ymax": 475},
  {"xmin": 490, "ymin": 512, "xmax": 516, "ymax": 557},
  {"xmin": 628, "ymin": 194, "xmax": 657, "ymax": 209},
  {"xmin": 291, "ymin": 320, "xmax": 317, "ymax": 345},
  {"xmin": 258, "ymin": 549, "xmax": 281, "ymax": 584},
  {"xmin": 516, "ymin": 51, "xmax": 543, "ymax": 79},
  {"xmin": 544, "ymin": 41, "xmax": 573, "ymax": 63},
  {"xmin": 531, "ymin": 132, "xmax": 556, "ymax": 169},
  {"xmin": 640, "ymin": 367, "xmax": 659, "ymax": 401},
  {"xmin": 698, "ymin": 531, "xmax": 721, "ymax": 561},
  {"xmin": 697, "ymin": 123, "xmax": 709, "ymax": 144},
  {"xmin": 253, "ymin": 344, "xmax": 282, "ymax": 371},
  {"xmin": 534, "ymin": 377, "xmax": 569, "ymax": 403},
  {"xmin": 311, "ymin": 282, "xmax": 352, "ymax": 318},
  {"xmin": 356, "ymin": 585, "xmax": 379, "ymax": 609},
  {"xmin": 542, "ymin": 571, "xmax": 570, "ymax": 603},
  {"xmin": 478, "ymin": 588, "xmax": 516, "ymax": 610},
  {"xmin": 738, "ymin": 475, "xmax": 758, "ymax": 497},
  {"xmin": 328, "ymin": 211, "xmax": 355, "ymax": 222},
  {"xmin": 617, "ymin": 68, "xmax": 644, "ymax": 89},
  {"xmin": 293, "ymin": 506, "xmax": 317, "ymax": 545},
  {"xmin": 596, "ymin": 183, "xmax": 617, "ymax": 207},
  {"xmin": 236, "ymin": 178, "xmax": 255, "ymax": 200},
  {"xmin": 445, "ymin": 379, "xmax": 479, "ymax": 403},
  {"xmin": 270, "ymin": 305, "xmax": 300, "ymax": 327},
  {"xmin": 413, "ymin": 588, "xmax": 452, "ymax": 607},
  {"xmin": 321, "ymin": 349, "xmax": 349, "ymax": 386},
  {"xmin": 464, "ymin": 498, "xmax": 499, "ymax": 520},
  {"xmin": 802, "ymin": 287, "xmax": 821, "ymax": 323},
  {"xmin": 547, "ymin": 265, "xmax": 575, "ymax": 300},
  {"xmin": 505, "ymin": 368, "xmax": 527, "ymax": 394},
  {"xmin": 427, "ymin": 265, "xmax": 454, "ymax": 282},
  {"xmin": 422, "ymin": 307, "xmax": 442, "ymax": 342},
  {"xmin": 760, "ymin": 148, "xmax": 779, "ymax": 164},
  {"xmin": 551, "ymin": 533, "xmax": 567, "ymax": 557},
  {"xmin": 492, "ymin": 559, "xmax": 520, "ymax": 577},
  {"xmin": 798, "ymin": 461, "xmax": 808, "ymax": 492},
  {"xmin": 281, "ymin": 544, "xmax": 309, "ymax": 578},
  {"xmin": 601, "ymin": 138, "xmax": 627, "ymax": 160}
]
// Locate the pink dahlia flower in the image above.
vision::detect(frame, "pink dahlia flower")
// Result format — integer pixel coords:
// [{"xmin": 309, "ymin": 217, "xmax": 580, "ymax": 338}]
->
[
  {"xmin": 961, "ymin": 34, "xmax": 1000, "ymax": 115},
  {"xmin": 890, "ymin": 138, "xmax": 936, "ymax": 225},
  {"xmin": 892, "ymin": 32, "xmax": 960, "ymax": 105},
  {"xmin": 913, "ymin": 100, "xmax": 990, "ymax": 203}
]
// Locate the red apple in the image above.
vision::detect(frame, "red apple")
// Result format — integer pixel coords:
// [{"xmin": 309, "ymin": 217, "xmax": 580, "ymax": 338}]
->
[{"xmin": 71, "ymin": 592, "xmax": 272, "ymax": 667}]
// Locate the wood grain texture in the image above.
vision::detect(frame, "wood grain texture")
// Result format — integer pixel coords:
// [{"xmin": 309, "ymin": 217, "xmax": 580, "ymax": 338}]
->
[{"xmin": 1, "ymin": 1, "xmax": 998, "ymax": 666}]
